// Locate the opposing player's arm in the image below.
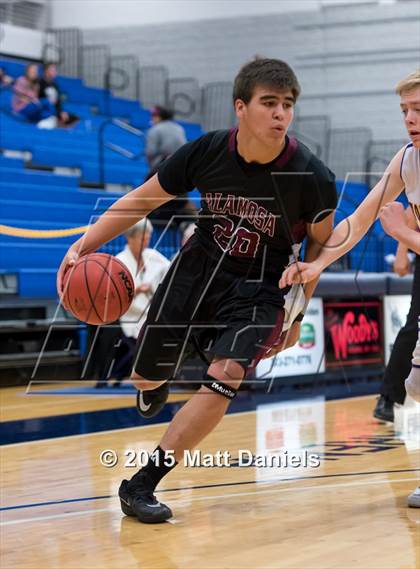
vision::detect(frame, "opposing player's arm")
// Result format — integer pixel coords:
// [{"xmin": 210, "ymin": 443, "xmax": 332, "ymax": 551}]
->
[
  {"xmin": 393, "ymin": 207, "xmax": 415, "ymax": 267},
  {"xmin": 380, "ymin": 202, "xmax": 420, "ymax": 254},
  {"xmin": 302, "ymin": 212, "xmax": 335, "ymax": 302},
  {"xmin": 280, "ymin": 147, "xmax": 406, "ymax": 287},
  {"xmin": 406, "ymin": 205, "xmax": 418, "ymax": 231},
  {"xmin": 57, "ymin": 175, "xmax": 174, "ymax": 295}
]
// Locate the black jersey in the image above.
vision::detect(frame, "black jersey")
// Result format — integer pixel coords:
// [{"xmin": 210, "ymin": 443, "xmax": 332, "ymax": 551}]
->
[{"xmin": 157, "ymin": 128, "xmax": 337, "ymax": 278}]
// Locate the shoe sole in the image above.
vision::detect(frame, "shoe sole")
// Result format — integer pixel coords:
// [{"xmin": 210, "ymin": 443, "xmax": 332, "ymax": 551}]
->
[
  {"xmin": 407, "ymin": 498, "xmax": 420, "ymax": 508},
  {"xmin": 120, "ymin": 499, "xmax": 136, "ymax": 517},
  {"xmin": 119, "ymin": 498, "xmax": 173, "ymax": 523},
  {"xmin": 373, "ymin": 411, "xmax": 394, "ymax": 423}
]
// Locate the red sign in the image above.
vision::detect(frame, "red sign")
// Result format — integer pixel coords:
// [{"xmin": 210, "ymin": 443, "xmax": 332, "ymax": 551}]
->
[{"xmin": 324, "ymin": 301, "xmax": 383, "ymax": 367}]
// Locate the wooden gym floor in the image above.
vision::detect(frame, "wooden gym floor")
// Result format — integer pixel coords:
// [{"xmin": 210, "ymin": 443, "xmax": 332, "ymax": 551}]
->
[{"xmin": 0, "ymin": 384, "xmax": 419, "ymax": 569}]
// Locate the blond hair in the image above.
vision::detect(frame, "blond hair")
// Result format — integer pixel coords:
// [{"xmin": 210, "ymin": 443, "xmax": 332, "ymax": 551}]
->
[{"xmin": 396, "ymin": 70, "xmax": 420, "ymax": 95}]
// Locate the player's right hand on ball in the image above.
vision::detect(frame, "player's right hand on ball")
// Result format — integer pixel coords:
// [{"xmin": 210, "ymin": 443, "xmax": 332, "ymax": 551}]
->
[
  {"xmin": 279, "ymin": 261, "xmax": 322, "ymax": 288},
  {"xmin": 57, "ymin": 248, "xmax": 79, "ymax": 308}
]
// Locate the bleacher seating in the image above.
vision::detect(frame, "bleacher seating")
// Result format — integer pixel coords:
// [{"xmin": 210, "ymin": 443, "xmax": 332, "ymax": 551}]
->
[{"xmin": 0, "ymin": 56, "xmax": 201, "ymax": 300}]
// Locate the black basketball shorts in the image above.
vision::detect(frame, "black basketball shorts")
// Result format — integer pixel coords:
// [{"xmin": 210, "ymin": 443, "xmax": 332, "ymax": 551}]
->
[{"xmin": 133, "ymin": 240, "xmax": 287, "ymax": 381}]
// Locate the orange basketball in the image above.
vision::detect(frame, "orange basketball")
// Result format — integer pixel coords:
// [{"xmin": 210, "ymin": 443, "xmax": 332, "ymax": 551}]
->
[{"xmin": 62, "ymin": 253, "xmax": 135, "ymax": 325}]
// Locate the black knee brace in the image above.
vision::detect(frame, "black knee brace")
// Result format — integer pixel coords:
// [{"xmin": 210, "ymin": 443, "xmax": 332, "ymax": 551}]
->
[{"xmin": 202, "ymin": 374, "xmax": 237, "ymax": 400}]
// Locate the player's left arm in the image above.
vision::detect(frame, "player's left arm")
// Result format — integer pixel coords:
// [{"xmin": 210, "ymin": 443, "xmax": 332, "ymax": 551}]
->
[{"xmin": 380, "ymin": 202, "xmax": 420, "ymax": 254}]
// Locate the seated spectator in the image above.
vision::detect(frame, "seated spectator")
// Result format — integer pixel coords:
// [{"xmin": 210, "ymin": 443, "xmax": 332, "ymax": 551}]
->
[
  {"xmin": 39, "ymin": 63, "xmax": 79, "ymax": 128},
  {"xmin": 12, "ymin": 63, "xmax": 55, "ymax": 124},
  {"xmin": 0, "ymin": 67, "xmax": 13, "ymax": 87},
  {"xmin": 84, "ymin": 219, "xmax": 170, "ymax": 387}
]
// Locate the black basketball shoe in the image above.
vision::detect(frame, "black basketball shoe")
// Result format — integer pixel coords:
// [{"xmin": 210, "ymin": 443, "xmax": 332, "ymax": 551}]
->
[
  {"xmin": 136, "ymin": 381, "xmax": 170, "ymax": 418},
  {"xmin": 373, "ymin": 395, "xmax": 394, "ymax": 422},
  {"xmin": 119, "ymin": 472, "xmax": 172, "ymax": 523}
]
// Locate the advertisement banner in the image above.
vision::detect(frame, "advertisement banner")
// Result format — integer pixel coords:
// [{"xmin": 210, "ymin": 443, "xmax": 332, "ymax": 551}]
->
[
  {"xmin": 324, "ymin": 300, "xmax": 383, "ymax": 367},
  {"xmin": 383, "ymin": 295, "xmax": 411, "ymax": 364},
  {"xmin": 256, "ymin": 297, "xmax": 325, "ymax": 378}
]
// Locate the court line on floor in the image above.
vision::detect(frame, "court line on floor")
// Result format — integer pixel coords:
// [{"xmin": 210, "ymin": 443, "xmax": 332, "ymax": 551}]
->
[
  {"xmin": 173, "ymin": 476, "xmax": 420, "ymax": 507},
  {"xmin": 1, "ymin": 507, "xmax": 113, "ymax": 526},
  {"xmin": 1, "ymin": 467, "xmax": 418, "ymax": 512},
  {"xmin": 2, "ymin": 476, "xmax": 417, "ymax": 526}
]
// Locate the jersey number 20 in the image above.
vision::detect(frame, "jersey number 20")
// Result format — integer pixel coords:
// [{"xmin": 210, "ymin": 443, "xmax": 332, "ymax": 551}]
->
[{"xmin": 213, "ymin": 216, "xmax": 260, "ymax": 258}]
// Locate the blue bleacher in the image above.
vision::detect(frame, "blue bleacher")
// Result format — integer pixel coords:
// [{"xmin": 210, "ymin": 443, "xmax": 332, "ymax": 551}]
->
[
  {"xmin": 0, "ymin": 57, "xmax": 200, "ymax": 298},
  {"xmin": 18, "ymin": 268, "xmax": 60, "ymax": 297},
  {"xmin": 0, "ymin": 183, "xmax": 121, "ymax": 206},
  {"xmin": 1, "ymin": 199, "xmax": 96, "ymax": 223},
  {"xmin": 0, "ymin": 219, "xmax": 89, "ymax": 245},
  {"xmin": 335, "ymin": 180, "xmax": 406, "ymax": 272},
  {"xmin": 1, "ymin": 167, "xmax": 78, "ymax": 187},
  {"xmin": 1, "ymin": 241, "xmax": 69, "ymax": 269},
  {"xmin": 0, "ymin": 155, "xmax": 24, "ymax": 169},
  {"xmin": 0, "ymin": 52, "xmax": 188, "ymax": 298},
  {"xmin": 0, "ymin": 59, "xmax": 25, "ymax": 78}
]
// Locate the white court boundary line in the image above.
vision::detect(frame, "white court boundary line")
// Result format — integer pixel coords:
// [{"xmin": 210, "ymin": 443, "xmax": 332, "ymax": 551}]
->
[{"xmin": 1, "ymin": 476, "xmax": 418, "ymax": 526}]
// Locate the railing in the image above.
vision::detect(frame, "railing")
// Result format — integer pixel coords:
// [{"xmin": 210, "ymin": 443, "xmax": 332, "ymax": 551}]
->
[
  {"xmin": 108, "ymin": 54, "xmax": 138, "ymax": 100},
  {"xmin": 365, "ymin": 139, "xmax": 407, "ymax": 189},
  {"xmin": 166, "ymin": 77, "xmax": 201, "ymax": 123},
  {"xmin": 137, "ymin": 65, "xmax": 168, "ymax": 108},
  {"xmin": 288, "ymin": 128, "xmax": 322, "ymax": 158},
  {"xmin": 293, "ymin": 115, "xmax": 331, "ymax": 161},
  {"xmin": 97, "ymin": 117, "xmax": 145, "ymax": 186},
  {"xmin": 201, "ymin": 81, "xmax": 236, "ymax": 131},
  {"xmin": 46, "ymin": 28, "xmax": 82, "ymax": 78},
  {"xmin": 80, "ymin": 44, "xmax": 110, "ymax": 89}
]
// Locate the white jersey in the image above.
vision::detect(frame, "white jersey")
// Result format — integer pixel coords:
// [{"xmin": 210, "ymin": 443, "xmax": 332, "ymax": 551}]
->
[
  {"xmin": 401, "ymin": 143, "xmax": 420, "ymax": 229},
  {"xmin": 401, "ymin": 143, "xmax": 420, "ymax": 401}
]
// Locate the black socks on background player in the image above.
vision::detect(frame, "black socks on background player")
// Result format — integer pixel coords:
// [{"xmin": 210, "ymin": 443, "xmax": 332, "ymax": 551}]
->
[{"xmin": 129, "ymin": 446, "xmax": 178, "ymax": 490}]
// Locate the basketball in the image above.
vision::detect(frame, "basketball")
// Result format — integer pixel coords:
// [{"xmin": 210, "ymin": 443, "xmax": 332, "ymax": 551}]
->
[{"xmin": 62, "ymin": 253, "xmax": 135, "ymax": 325}]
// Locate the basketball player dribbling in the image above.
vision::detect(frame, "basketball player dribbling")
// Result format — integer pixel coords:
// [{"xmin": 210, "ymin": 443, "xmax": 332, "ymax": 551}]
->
[
  {"xmin": 58, "ymin": 58, "xmax": 338, "ymax": 523},
  {"xmin": 280, "ymin": 70, "xmax": 420, "ymax": 508}
]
